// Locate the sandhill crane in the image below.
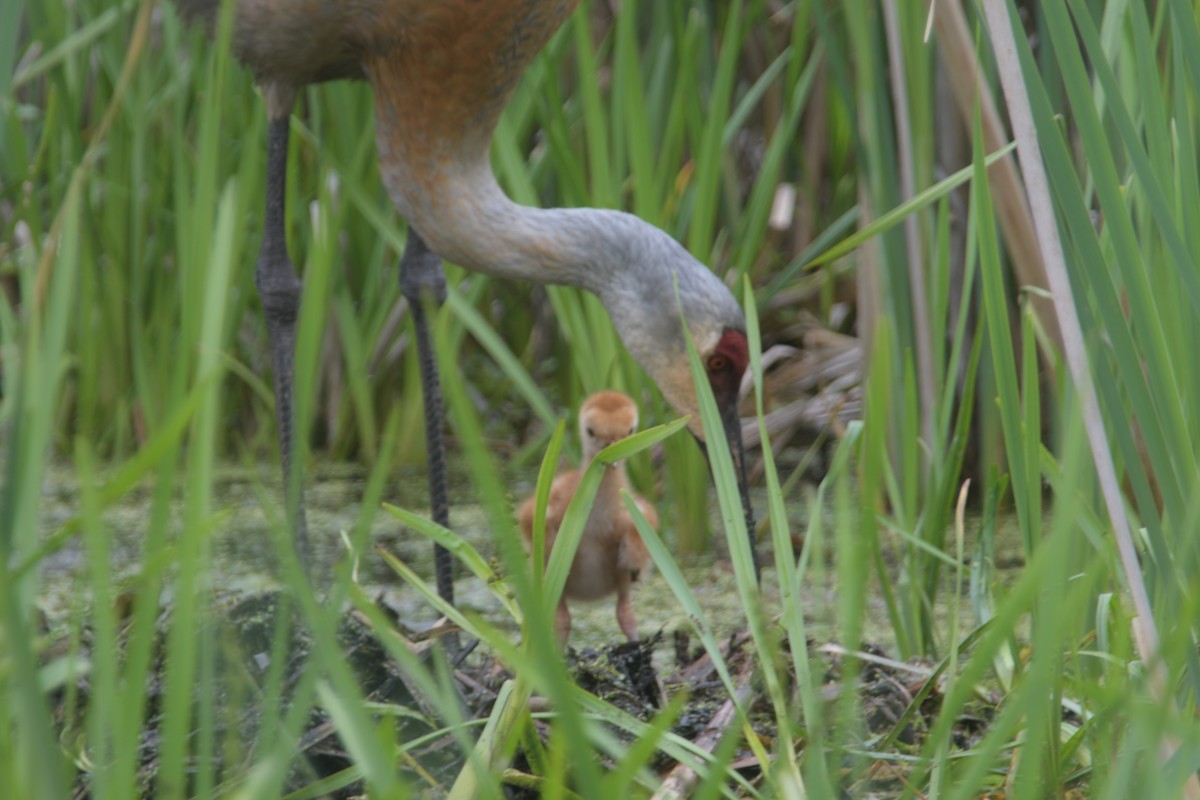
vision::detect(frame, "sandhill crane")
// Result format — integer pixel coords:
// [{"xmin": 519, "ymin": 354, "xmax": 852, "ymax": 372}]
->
[
  {"xmin": 518, "ymin": 391, "xmax": 657, "ymax": 645},
  {"xmin": 175, "ymin": 0, "xmax": 758, "ymax": 606}
]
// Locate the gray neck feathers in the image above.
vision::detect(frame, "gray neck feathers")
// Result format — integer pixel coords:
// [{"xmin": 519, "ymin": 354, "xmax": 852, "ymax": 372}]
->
[
  {"xmin": 391, "ymin": 162, "xmax": 741, "ymax": 378},
  {"xmin": 494, "ymin": 202, "xmax": 740, "ymax": 381}
]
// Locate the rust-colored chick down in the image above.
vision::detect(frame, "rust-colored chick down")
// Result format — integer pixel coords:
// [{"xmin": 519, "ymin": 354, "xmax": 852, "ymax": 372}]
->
[{"xmin": 518, "ymin": 391, "xmax": 658, "ymax": 646}]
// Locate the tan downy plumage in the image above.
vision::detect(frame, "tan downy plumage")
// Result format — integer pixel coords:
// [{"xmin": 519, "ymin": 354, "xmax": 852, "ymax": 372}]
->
[{"xmin": 518, "ymin": 391, "xmax": 657, "ymax": 645}]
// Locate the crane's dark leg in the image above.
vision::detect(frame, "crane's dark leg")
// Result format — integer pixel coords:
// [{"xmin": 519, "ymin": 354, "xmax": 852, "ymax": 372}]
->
[
  {"xmin": 398, "ymin": 232, "xmax": 456, "ymax": 609},
  {"xmin": 258, "ymin": 86, "xmax": 309, "ymax": 570}
]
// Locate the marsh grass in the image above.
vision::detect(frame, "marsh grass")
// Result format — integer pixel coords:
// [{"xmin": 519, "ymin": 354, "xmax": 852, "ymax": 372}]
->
[{"xmin": 5, "ymin": 0, "xmax": 1200, "ymax": 796}]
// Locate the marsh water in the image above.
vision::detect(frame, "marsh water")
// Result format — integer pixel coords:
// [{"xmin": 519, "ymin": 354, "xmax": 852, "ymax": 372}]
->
[{"xmin": 35, "ymin": 458, "xmax": 1021, "ymax": 652}]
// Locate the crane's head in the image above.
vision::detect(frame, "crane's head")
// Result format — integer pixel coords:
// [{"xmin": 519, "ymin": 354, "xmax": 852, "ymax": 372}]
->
[
  {"xmin": 648, "ymin": 324, "xmax": 749, "ymax": 448},
  {"xmin": 593, "ymin": 217, "xmax": 755, "ymax": 564},
  {"xmin": 597, "ymin": 224, "xmax": 750, "ymax": 447}
]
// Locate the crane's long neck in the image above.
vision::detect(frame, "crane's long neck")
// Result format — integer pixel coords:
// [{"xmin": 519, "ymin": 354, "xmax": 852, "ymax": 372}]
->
[
  {"xmin": 362, "ymin": 1, "xmax": 599, "ymax": 283},
  {"xmin": 364, "ymin": 26, "xmax": 676, "ymax": 299},
  {"xmin": 366, "ymin": 34, "xmax": 739, "ymax": 419},
  {"xmin": 371, "ymin": 114, "xmax": 701, "ymax": 388},
  {"xmin": 375, "ymin": 148, "xmax": 618, "ymax": 295},
  {"xmin": 369, "ymin": 73, "xmax": 693, "ymax": 305}
]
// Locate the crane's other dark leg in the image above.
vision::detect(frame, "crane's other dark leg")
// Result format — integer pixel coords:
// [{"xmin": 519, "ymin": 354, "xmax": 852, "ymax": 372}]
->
[
  {"xmin": 399, "ymin": 232, "xmax": 455, "ymax": 607},
  {"xmin": 257, "ymin": 85, "xmax": 309, "ymax": 569}
]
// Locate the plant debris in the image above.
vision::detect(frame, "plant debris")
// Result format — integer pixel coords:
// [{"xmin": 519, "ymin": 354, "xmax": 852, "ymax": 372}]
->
[{"xmin": 44, "ymin": 590, "xmax": 1000, "ymax": 798}]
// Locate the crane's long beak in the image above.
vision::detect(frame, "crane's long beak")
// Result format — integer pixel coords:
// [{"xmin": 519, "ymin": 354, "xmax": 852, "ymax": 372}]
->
[
  {"xmin": 723, "ymin": 402, "xmax": 759, "ymax": 582},
  {"xmin": 694, "ymin": 402, "xmax": 760, "ymax": 582}
]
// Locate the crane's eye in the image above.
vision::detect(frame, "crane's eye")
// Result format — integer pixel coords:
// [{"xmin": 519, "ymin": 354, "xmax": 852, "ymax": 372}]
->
[{"xmin": 707, "ymin": 354, "xmax": 729, "ymax": 371}]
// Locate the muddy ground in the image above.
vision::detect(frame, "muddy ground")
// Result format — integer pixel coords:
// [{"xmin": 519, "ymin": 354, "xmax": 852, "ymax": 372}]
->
[
  {"xmin": 35, "ymin": 464, "xmax": 1016, "ymax": 797},
  {"xmin": 43, "ymin": 586, "xmax": 1000, "ymax": 799}
]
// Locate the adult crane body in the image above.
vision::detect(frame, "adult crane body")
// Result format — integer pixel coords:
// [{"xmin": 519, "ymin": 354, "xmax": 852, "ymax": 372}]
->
[{"xmin": 177, "ymin": 0, "xmax": 758, "ymax": 593}]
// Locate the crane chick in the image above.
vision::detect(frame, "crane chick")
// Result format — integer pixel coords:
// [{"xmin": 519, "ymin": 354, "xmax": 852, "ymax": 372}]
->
[{"xmin": 518, "ymin": 391, "xmax": 658, "ymax": 645}]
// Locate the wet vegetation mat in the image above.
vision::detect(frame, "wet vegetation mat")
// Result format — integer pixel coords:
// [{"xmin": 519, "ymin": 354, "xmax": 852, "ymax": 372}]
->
[{"xmin": 44, "ymin": 590, "xmax": 1006, "ymax": 798}]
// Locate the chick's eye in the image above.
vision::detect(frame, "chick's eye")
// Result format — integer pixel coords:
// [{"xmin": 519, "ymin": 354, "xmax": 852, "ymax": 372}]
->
[
  {"xmin": 707, "ymin": 354, "xmax": 729, "ymax": 371},
  {"xmin": 586, "ymin": 427, "xmax": 595, "ymax": 437}
]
